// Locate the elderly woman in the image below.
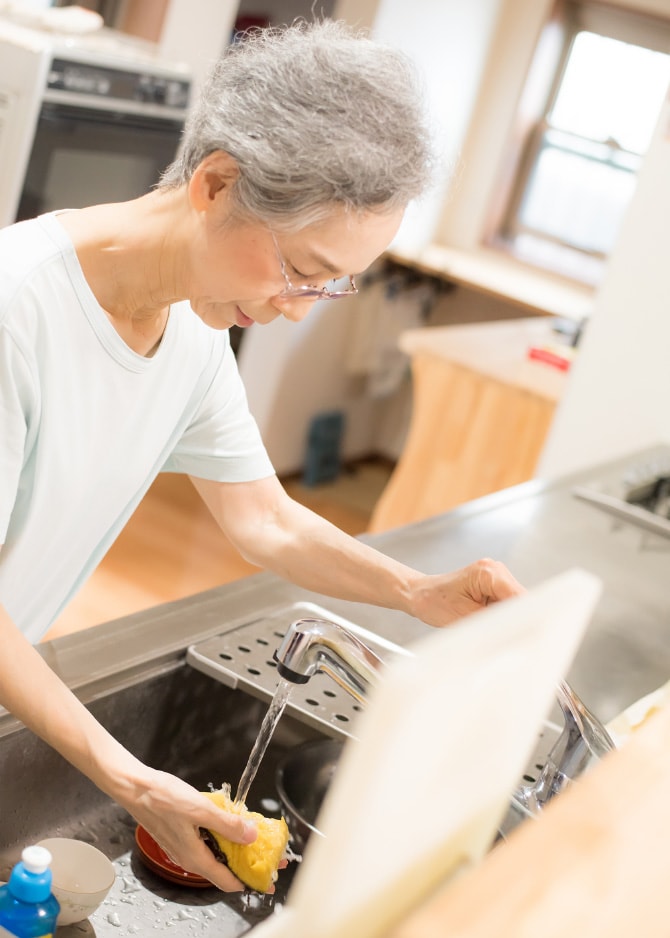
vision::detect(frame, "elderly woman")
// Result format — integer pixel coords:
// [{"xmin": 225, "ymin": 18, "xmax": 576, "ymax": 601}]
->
[{"xmin": 0, "ymin": 20, "xmax": 523, "ymax": 890}]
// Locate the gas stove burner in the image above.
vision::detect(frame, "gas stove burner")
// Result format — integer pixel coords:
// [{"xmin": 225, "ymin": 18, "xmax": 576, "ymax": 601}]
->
[
  {"xmin": 573, "ymin": 449, "xmax": 670, "ymax": 539},
  {"xmin": 625, "ymin": 474, "xmax": 670, "ymax": 520}
]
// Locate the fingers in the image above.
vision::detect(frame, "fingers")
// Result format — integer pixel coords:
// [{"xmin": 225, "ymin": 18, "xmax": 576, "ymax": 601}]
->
[
  {"xmin": 184, "ymin": 836, "xmax": 248, "ymax": 892},
  {"xmin": 202, "ymin": 807, "xmax": 258, "ymax": 846},
  {"xmin": 471, "ymin": 557, "xmax": 526, "ymax": 603}
]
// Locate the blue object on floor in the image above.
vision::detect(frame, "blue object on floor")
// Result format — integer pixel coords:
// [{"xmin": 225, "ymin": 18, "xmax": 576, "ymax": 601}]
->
[{"xmin": 303, "ymin": 412, "xmax": 345, "ymax": 486}]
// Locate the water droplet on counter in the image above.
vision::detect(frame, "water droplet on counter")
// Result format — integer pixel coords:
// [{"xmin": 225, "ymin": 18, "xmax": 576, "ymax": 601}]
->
[
  {"xmin": 121, "ymin": 876, "xmax": 141, "ymax": 893},
  {"xmin": 107, "ymin": 912, "xmax": 122, "ymax": 927}
]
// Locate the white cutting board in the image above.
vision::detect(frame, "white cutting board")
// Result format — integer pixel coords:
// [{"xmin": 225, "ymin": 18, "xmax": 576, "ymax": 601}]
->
[{"xmin": 256, "ymin": 568, "xmax": 602, "ymax": 938}]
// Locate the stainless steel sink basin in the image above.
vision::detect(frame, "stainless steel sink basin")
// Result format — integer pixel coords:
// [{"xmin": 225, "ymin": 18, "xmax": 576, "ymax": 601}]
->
[
  {"xmin": 0, "ymin": 660, "xmax": 324, "ymax": 937},
  {"xmin": 0, "ymin": 599, "xmax": 562, "ymax": 937},
  {"xmin": 0, "ymin": 601, "xmax": 390, "ymax": 937}
]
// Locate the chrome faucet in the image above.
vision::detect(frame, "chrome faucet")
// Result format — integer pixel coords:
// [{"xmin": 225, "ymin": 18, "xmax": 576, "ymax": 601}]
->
[
  {"xmin": 513, "ymin": 679, "xmax": 616, "ymax": 815},
  {"xmin": 273, "ymin": 617, "xmax": 384, "ymax": 705}
]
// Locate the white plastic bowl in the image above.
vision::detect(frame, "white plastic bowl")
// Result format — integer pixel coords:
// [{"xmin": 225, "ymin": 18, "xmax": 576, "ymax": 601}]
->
[{"xmin": 37, "ymin": 838, "xmax": 116, "ymax": 926}]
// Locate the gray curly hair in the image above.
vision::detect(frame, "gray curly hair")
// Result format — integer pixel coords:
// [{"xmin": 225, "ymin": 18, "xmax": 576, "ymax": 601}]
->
[{"xmin": 159, "ymin": 19, "xmax": 434, "ymax": 230}]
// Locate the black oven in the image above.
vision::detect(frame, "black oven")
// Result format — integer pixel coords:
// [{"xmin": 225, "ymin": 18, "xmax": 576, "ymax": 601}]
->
[{"xmin": 13, "ymin": 55, "xmax": 190, "ymax": 222}]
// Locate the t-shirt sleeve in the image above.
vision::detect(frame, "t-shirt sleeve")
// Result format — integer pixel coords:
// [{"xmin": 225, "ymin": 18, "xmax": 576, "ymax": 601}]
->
[{"xmin": 163, "ymin": 339, "xmax": 275, "ymax": 482}]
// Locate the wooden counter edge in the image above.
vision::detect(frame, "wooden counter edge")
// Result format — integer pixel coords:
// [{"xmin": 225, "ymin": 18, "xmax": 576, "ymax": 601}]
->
[
  {"xmin": 384, "ymin": 700, "xmax": 670, "ymax": 938},
  {"xmin": 385, "ymin": 244, "xmax": 595, "ymax": 321}
]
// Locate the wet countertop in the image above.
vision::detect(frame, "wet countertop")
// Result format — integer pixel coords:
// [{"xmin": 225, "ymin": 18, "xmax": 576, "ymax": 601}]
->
[{"xmin": 3, "ymin": 445, "xmax": 670, "ymax": 935}]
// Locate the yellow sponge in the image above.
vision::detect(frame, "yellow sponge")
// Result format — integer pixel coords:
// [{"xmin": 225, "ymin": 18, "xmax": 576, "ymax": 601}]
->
[{"xmin": 202, "ymin": 788, "xmax": 289, "ymax": 892}]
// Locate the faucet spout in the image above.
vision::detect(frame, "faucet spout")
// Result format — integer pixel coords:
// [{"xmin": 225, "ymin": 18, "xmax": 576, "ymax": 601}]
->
[
  {"xmin": 513, "ymin": 679, "xmax": 616, "ymax": 814},
  {"xmin": 273, "ymin": 617, "xmax": 383, "ymax": 705}
]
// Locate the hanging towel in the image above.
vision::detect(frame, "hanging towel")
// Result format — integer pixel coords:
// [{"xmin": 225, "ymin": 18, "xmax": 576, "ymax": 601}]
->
[{"xmin": 346, "ymin": 277, "xmax": 436, "ymax": 398}]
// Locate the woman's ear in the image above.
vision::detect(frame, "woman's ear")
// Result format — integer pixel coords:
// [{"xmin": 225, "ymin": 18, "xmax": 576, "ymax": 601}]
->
[{"xmin": 188, "ymin": 151, "xmax": 240, "ymax": 212}]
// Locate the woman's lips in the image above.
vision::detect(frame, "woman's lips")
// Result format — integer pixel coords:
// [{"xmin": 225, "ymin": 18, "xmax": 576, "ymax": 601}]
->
[{"xmin": 235, "ymin": 307, "xmax": 255, "ymax": 328}]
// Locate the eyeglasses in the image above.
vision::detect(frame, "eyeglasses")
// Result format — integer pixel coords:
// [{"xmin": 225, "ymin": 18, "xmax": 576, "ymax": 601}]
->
[{"xmin": 271, "ymin": 232, "xmax": 358, "ymax": 300}]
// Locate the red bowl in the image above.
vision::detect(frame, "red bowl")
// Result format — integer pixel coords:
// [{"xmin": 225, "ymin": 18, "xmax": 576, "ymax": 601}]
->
[{"xmin": 134, "ymin": 825, "xmax": 211, "ymax": 888}]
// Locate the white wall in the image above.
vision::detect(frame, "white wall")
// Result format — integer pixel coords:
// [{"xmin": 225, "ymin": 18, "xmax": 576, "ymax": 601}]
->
[
  {"xmin": 159, "ymin": 0, "xmax": 237, "ymax": 97},
  {"xmin": 370, "ymin": 0, "xmax": 505, "ymax": 255},
  {"xmin": 435, "ymin": 0, "xmax": 554, "ymax": 250},
  {"xmin": 237, "ymin": 303, "xmax": 400, "ymax": 476},
  {"xmin": 538, "ymin": 92, "xmax": 670, "ymax": 478}
]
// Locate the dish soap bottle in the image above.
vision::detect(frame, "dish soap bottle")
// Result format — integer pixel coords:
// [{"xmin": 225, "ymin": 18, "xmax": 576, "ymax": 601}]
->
[{"xmin": 0, "ymin": 846, "xmax": 60, "ymax": 937}]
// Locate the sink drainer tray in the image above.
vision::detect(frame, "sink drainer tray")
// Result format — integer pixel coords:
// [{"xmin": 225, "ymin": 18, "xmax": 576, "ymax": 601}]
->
[{"xmin": 186, "ymin": 601, "xmax": 409, "ymax": 740}]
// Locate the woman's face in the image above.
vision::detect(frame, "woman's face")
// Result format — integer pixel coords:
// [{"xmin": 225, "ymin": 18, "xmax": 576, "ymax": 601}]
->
[{"xmin": 184, "ymin": 192, "xmax": 404, "ymax": 332}]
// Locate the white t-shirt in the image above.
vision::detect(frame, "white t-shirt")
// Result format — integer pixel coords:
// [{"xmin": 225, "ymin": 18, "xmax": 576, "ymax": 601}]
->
[{"xmin": 0, "ymin": 213, "xmax": 275, "ymax": 641}]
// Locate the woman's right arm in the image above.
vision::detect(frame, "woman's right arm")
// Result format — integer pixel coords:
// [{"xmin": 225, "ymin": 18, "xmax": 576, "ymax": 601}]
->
[{"xmin": 0, "ymin": 600, "xmax": 259, "ymax": 891}]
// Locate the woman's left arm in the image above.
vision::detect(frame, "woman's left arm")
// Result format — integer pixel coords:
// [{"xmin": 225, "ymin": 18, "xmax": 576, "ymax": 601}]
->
[{"xmin": 190, "ymin": 474, "xmax": 524, "ymax": 628}]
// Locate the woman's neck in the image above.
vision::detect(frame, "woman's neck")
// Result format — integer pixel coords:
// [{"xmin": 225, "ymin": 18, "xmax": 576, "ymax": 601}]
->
[{"xmin": 56, "ymin": 190, "xmax": 189, "ymax": 355}]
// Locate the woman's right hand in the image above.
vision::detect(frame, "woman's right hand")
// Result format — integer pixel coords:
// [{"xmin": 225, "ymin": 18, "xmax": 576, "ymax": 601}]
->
[
  {"xmin": 0, "ymin": 605, "xmax": 261, "ymax": 892},
  {"xmin": 113, "ymin": 763, "xmax": 262, "ymax": 892}
]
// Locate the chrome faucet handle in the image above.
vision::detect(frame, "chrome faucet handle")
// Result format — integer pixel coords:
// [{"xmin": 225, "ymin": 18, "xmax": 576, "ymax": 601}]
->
[
  {"xmin": 513, "ymin": 680, "xmax": 616, "ymax": 815},
  {"xmin": 273, "ymin": 617, "xmax": 384, "ymax": 705}
]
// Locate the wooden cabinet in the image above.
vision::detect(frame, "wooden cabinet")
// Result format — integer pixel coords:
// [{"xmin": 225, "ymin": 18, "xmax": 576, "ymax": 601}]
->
[{"xmin": 369, "ymin": 318, "xmax": 569, "ymax": 532}]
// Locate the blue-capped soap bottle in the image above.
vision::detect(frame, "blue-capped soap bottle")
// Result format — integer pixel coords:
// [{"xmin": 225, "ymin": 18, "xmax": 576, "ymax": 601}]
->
[{"xmin": 0, "ymin": 846, "xmax": 60, "ymax": 938}]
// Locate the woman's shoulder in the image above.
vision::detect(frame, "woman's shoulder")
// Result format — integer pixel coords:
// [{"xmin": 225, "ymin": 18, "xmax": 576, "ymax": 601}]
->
[{"xmin": 0, "ymin": 216, "xmax": 69, "ymax": 313}]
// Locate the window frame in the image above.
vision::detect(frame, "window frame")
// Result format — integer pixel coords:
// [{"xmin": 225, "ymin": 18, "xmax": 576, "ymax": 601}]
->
[{"xmin": 485, "ymin": 0, "xmax": 670, "ymax": 284}]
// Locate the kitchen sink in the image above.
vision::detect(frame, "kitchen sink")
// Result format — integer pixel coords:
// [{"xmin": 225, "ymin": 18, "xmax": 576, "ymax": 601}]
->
[
  {"xmin": 0, "ymin": 601, "xmax": 563, "ymax": 937},
  {"xmin": 0, "ymin": 660, "xmax": 325, "ymax": 937}
]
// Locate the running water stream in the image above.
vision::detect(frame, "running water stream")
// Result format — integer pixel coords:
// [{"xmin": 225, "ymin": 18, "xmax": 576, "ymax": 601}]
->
[{"xmin": 234, "ymin": 679, "xmax": 294, "ymax": 805}]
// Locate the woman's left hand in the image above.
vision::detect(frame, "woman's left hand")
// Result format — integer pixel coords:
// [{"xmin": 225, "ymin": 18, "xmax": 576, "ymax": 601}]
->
[{"xmin": 408, "ymin": 557, "xmax": 526, "ymax": 628}]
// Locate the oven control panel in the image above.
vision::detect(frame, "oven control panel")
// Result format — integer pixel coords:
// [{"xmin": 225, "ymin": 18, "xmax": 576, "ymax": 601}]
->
[{"xmin": 47, "ymin": 58, "xmax": 190, "ymax": 110}]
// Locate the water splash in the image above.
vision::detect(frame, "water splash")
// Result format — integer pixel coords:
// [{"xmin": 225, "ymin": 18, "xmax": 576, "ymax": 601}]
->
[{"xmin": 234, "ymin": 679, "xmax": 294, "ymax": 804}]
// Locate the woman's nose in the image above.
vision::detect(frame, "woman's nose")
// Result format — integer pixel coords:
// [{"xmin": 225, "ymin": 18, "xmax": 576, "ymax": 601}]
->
[{"xmin": 271, "ymin": 295, "xmax": 320, "ymax": 322}]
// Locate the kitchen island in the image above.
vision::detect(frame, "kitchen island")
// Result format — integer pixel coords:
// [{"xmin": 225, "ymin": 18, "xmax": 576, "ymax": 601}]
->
[
  {"xmin": 369, "ymin": 316, "xmax": 570, "ymax": 532},
  {"xmin": 2, "ymin": 445, "xmax": 670, "ymax": 935}
]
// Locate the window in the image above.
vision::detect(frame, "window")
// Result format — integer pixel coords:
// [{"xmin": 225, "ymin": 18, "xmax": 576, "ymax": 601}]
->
[{"xmin": 490, "ymin": 2, "xmax": 670, "ymax": 285}]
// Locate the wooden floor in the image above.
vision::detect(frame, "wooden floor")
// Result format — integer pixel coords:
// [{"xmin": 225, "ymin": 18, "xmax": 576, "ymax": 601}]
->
[{"xmin": 43, "ymin": 461, "xmax": 392, "ymax": 642}]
